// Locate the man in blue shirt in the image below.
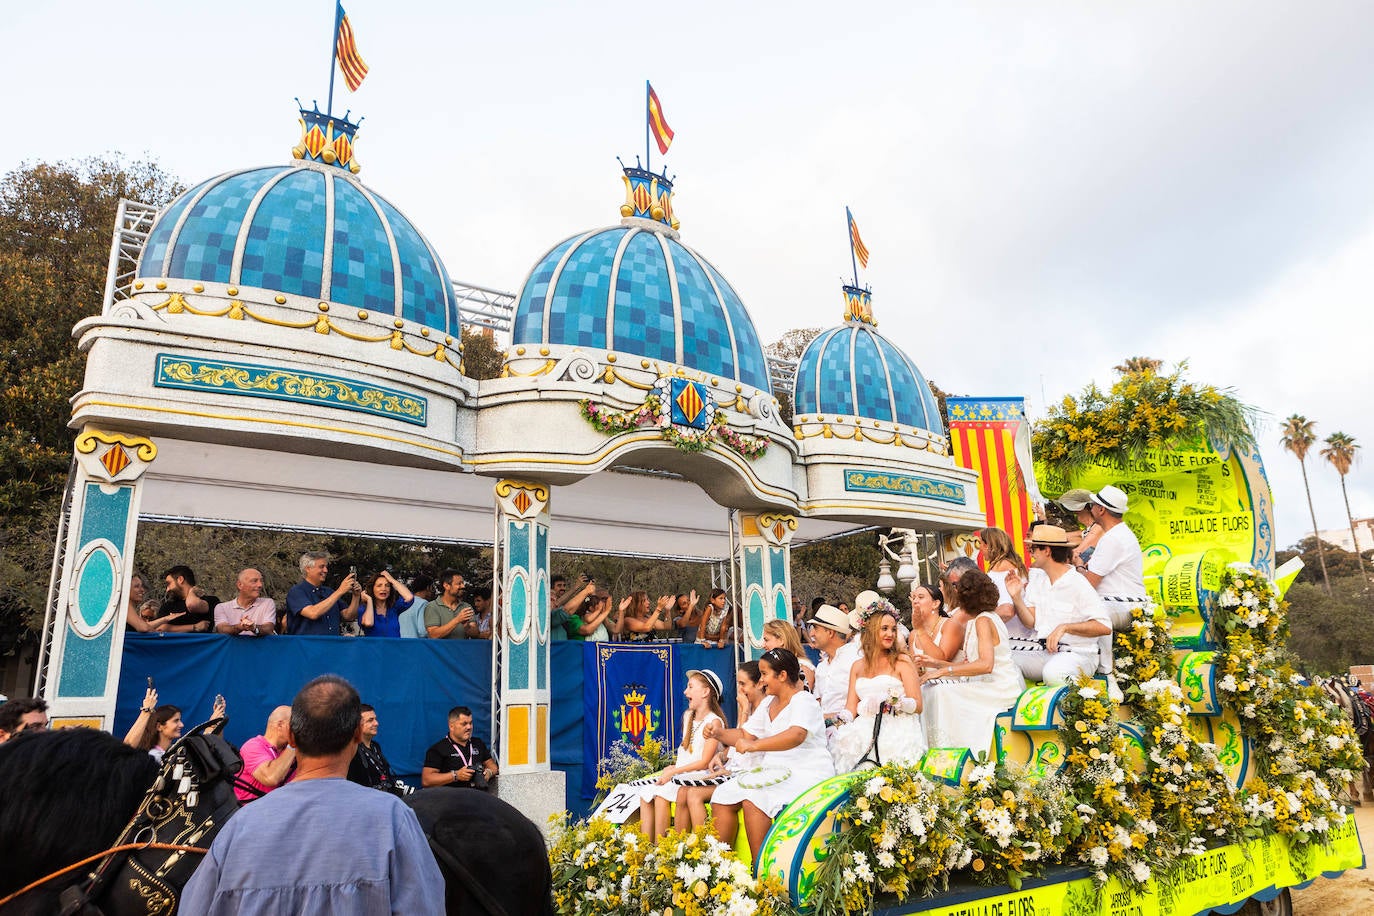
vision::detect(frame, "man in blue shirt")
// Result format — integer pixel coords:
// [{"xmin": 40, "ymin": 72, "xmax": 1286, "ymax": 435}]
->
[
  {"xmin": 182, "ymin": 675, "xmax": 444, "ymax": 913},
  {"xmin": 284, "ymin": 552, "xmax": 359, "ymax": 636}
]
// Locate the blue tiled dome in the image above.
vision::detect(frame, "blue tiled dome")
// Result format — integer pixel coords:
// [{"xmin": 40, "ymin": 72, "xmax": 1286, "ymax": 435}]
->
[
  {"xmin": 511, "ymin": 225, "xmax": 771, "ymax": 393},
  {"xmin": 794, "ymin": 324, "xmax": 944, "ymax": 433},
  {"xmin": 138, "ymin": 164, "xmax": 460, "ymax": 334}
]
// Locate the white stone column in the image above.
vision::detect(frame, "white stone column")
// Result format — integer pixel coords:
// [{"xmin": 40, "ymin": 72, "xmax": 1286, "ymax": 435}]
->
[
  {"xmin": 736, "ymin": 512, "xmax": 797, "ymax": 661},
  {"xmin": 40, "ymin": 428, "xmax": 157, "ymax": 729},
  {"xmin": 490, "ymin": 478, "xmax": 565, "ymax": 826}
]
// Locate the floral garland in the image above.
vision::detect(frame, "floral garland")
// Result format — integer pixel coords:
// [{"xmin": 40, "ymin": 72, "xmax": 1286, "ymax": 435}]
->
[
  {"xmin": 1134, "ymin": 677, "xmax": 1244, "ymax": 858},
  {"xmin": 547, "ymin": 820, "xmax": 796, "ymax": 916},
  {"xmin": 810, "ymin": 766, "xmax": 967, "ymax": 915},
  {"xmin": 1056, "ymin": 679, "xmax": 1166, "ymax": 886},
  {"xmin": 1112, "ymin": 603, "xmax": 1177, "ymax": 697},
  {"xmin": 1032, "ymin": 364, "xmax": 1255, "ymax": 479},
  {"xmin": 579, "ymin": 394, "xmax": 769, "ymax": 460},
  {"xmin": 1210, "ymin": 566, "xmax": 1365, "ymax": 844},
  {"xmin": 592, "ymin": 736, "xmax": 673, "ymax": 805},
  {"xmin": 959, "ymin": 761, "xmax": 1078, "ymax": 891}
]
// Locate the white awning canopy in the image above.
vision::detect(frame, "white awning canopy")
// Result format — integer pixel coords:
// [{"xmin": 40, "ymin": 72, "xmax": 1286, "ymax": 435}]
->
[{"xmin": 138, "ymin": 439, "xmax": 872, "ymax": 562}]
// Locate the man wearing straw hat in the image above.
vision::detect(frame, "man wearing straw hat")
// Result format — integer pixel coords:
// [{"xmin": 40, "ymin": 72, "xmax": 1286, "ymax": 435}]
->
[{"xmin": 1006, "ymin": 525, "xmax": 1111, "ymax": 685}]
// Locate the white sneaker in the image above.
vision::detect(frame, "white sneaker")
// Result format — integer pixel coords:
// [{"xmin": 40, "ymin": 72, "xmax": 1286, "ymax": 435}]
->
[{"xmin": 1105, "ymin": 674, "xmax": 1124, "ymax": 704}]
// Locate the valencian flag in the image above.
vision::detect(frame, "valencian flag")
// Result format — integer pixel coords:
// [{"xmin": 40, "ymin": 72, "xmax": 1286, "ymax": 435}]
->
[
  {"xmin": 647, "ymin": 82, "xmax": 674, "ymax": 155},
  {"xmin": 335, "ymin": 3, "xmax": 369, "ymax": 92},
  {"xmin": 947, "ymin": 397, "xmax": 1038, "ymax": 558},
  {"xmin": 847, "ymin": 206, "xmax": 870, "ymax": 269},
  {"xmin": 582, "ymin": 643, "xmax": 674, "ymax": 798}
]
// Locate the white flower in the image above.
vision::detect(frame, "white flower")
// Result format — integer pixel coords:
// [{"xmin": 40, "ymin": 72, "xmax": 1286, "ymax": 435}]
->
[
  {"xmin": 1131, "ymin": 862, "xmax": 1152, "ymax": 883},
  {"xmin": 864, "ymin": 775, "xmax": 887, "ymax": 797},
  {"xmin": 1088, "ymin": 846, "xmax": 1110, "ymax": 867},
  {"xmin": 1218, "ymin": 674, "xmax": 1238, "ymax": 693},
  {"xmin": 1079, "ymin": 686, "xmax": 1101, "ymax": 698},
  {"xmin": 876, "ymin": 851, "xmax": 896, "ymax": 869}
]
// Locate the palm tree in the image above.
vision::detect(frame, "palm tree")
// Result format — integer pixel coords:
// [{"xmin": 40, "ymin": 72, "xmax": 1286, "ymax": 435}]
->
[
  {"xmin": 1320, "ymin": 432, "xmax": 1367, "ymax": 578},
  {"xmin": 1281, "ymin": 415, "xmax": 1331, "ymax": 593},
  {"xmin": 1113, "ymin": 356, "xmax": 1163, "ymax": 375}
]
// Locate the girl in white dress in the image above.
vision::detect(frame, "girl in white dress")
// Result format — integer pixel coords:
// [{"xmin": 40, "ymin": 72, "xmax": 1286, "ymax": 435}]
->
[
  {"xmin": 639, "ymin": 669, "xmax": 724, "ymax": 839},
  {"xmin": 706, "ymin": 649, "xmax": 834, "ymax": 862},
  {"xmin": 831, "ymin": 601, "xmax": 926, "ymax": 772},
  {"xmin": 673, "ymin": 662, "xmax": 766, "ymax": 828},
  {"xmin": 920, "ymin": 568, "xmax": 1026, "ymax": 757}
]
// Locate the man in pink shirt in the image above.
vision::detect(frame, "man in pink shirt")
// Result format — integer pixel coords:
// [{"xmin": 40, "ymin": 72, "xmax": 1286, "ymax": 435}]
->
[
  {"xmin": 235, "ymin": 705, "xmax": 296, "ymax": 802},
  {"xmin": 214, "ymin": 568, "xmax": 277, "ymax": 636}
]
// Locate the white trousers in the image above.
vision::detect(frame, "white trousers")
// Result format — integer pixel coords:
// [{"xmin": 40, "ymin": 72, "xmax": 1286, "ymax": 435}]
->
[{"xmin": 1014, "ymin": 645, "xmax": 1099, "ymax": 685}]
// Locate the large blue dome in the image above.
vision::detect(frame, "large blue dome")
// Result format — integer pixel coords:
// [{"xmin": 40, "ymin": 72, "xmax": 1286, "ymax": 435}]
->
[
  {"xmin": 794, "ymin": 322, "xmax": 943, "ymax": 433},
  {"xmin": 138, "ymin": 163, "xmax": 460, "ymax": 334},
  {"xmin": 511, "ymin": 224, "xmax": 771, "ymax": 393}
]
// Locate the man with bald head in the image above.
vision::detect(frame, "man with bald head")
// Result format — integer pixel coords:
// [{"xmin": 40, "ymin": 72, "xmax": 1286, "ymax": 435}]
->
[
  {"xmin": 214, "ymin": 568, "xmax": 277, "ymax": 636},
  {"xmin": 235, "ymin": 705, "xmax": 296, "ymax": 802},
  {"xmin": 184, "ymin": 676, "xmax": 443, "ymax": 913}
]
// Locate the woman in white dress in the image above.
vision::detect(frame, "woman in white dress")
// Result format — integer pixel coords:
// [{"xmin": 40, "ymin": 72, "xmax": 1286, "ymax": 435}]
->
[
  {"xmin": 831, "ymin": 600, "xmax": 926, "ymax": 772},
  {"xmin": 920, "ymin": 568, "xmax": 1025, "ymax": 757},
  {"xmin": 706, "ymin": 649, "xmax": 834, "ymax": 862},
  {"xmin": 638, "ymin": 669, "xmax": 724, "ymax": 838},
  {"xmin": 673, "ymin": 662, "xmax": 766, "ymax": 828}
]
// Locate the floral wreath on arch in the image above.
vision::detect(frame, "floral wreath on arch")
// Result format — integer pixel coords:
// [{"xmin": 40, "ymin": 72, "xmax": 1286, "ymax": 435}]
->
[{"xmin": 578, "ymin": 376, "xmax": 768, "ymax": 460}]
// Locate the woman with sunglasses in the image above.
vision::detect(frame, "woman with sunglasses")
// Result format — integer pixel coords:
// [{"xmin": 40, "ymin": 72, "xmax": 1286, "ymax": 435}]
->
[{"xmin": 704, "ymin": 648, "xmax": 833, "ymax": 862}]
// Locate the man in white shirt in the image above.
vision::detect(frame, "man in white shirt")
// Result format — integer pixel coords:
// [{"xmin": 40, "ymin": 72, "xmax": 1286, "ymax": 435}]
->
[
  {"xmin": 1006, "ymin": 525, "xmax": 1111, "ymax": 685},
  {"xmin": 1081, "ymin": 485, "xmax": 1149, "ymax": 692},
  {"xmin": 808, "ymin": 605, "xmax": 858, "ymax": 728}
]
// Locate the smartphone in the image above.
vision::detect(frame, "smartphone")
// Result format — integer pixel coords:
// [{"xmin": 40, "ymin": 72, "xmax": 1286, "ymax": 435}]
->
[
  {"xmin": 214, "ymin": 693, "xmax": 225, "ymax": 707},
  {"xmin": 147, "ymin": 676, "xmax": 154, "ymax": 689},
  {"xmin": 349, "ymin": 565, "xmax": 357, "ymax": 577}
]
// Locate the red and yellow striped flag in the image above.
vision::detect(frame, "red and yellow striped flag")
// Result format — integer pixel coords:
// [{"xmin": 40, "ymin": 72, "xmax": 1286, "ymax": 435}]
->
[
  {"xmin": 847, "ymin": 207, "xmax": 870, "ymax": 269},
  {"xmin": 648, "ymin": 83, "xmax": 674, "ymax": 155},
  {"xmin": 335, "ymin": 3, "xmax": 369, "ymax": 92}
]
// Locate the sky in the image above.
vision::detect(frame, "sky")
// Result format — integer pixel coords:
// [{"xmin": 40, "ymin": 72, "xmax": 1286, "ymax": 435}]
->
[{"xmin": 4, "ymin": 1, "xmax": 1371, "ymax": 549}]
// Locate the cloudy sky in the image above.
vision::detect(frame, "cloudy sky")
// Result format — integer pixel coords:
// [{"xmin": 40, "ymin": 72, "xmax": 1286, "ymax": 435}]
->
[{"xmin": 5, "ymin": 1, "xmax": 1371, "ymax": 548}]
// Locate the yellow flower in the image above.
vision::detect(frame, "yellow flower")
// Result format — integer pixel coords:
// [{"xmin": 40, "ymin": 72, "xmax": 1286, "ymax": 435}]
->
[
  {"xmin": 1090, "ymin": 747, "xmax": 1102, "ymax": 759},
  {"xmin": 973, "ymin": 858, "xmax": 986, "ymax": 872},
  {"xmin": 693, "ymin": 880, "xmax": 708, "ymax": 898},
  {"xmin": 981, "ymin": 798, "xmax": 996, "ymax": 810},
  {"xmin": 1075, "ymin": 721, "xmax": 1089, "ymax": 732}
]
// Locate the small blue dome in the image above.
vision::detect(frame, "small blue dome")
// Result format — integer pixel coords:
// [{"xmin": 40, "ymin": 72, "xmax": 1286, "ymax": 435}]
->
[
  {"xmin": 794, "ymin": 324, "xmax": 944, "ymax": 433},
  {"xmin": 138, "ymin": 164, "xmax": 460, "ymax": 334},
  {"xmin": 511, "ymin": 224, "xmax": 771, "ymax": 393}
]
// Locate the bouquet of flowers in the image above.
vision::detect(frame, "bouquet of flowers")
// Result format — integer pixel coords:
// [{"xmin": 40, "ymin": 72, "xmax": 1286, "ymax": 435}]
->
[
  {"xmin": 548, "ymin": 816, "xmax": 646, "ymax": 916},
  {"xmin": 960, "ymin": 761, "xmax": 1078, "ymax": 890},
  {"xmin": 810, "ymin": 765, "xmax": 968, "ymax": 915},
  {"xmin": 593, "ymin": 736, "xmax": 674, "ymax": 804},
  {"xmin": 1112, "ymin": 603, "xmax": 1176, "ymax": 698},
  {"xmin": 636, "ymin": 827, "xmax": 796, "ymax": 916}
]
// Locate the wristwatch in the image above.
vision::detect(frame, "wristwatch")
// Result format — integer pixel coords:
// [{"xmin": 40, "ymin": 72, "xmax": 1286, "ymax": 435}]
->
[{"xmin": 252, "ymin": 624, "xmax": 260, "ymax": 635}]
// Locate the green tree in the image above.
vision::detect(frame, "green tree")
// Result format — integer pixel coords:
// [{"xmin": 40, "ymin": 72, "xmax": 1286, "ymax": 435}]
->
[
  {"xmin": 0, "ymin": 157, "xmax": 182, "ymax": 656},
  {"xmin": 460, "ymin": 325, "xmax": 504, "ymax": 381},
  {"xmin": 1284, "ymin": 576, "xmax": 1374, "ymax": 674},
  {"xmin": 1320, "ymin": 432, "xmax": 1366, "ymax": 579},
  {"xmin": 1280, "ymin": 415, "xmax": 1330, "ymax": 593}
]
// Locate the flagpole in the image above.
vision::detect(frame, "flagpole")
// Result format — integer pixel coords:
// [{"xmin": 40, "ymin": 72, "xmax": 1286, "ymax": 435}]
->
[
  {"xmin": 846, "ymin": 207, "xmax": 860, "ymax": 287},
  {"xmin": 326, "ymin": 1, "xmax": 343, "ymax": 117},
  {"xmin": 645, "ymin": 80, "xmax": 652, "ymax": 173}
]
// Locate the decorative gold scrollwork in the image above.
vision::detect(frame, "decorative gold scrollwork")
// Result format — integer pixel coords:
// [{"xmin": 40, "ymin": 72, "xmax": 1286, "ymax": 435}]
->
[{"xmin": 75, "ymin": 428, "xmax": 158, "ymax": 462}]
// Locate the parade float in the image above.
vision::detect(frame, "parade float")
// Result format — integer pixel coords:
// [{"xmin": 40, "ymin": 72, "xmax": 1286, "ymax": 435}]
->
[{"xmin": 28, "ymin": 38, "xmax": 1363, "ymax": 914}]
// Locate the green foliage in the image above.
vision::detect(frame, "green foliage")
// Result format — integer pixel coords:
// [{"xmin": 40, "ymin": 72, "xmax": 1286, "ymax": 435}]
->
[
  {"xmin": 0, "ymin": 157, "xmax": 182, "ymax": 656},
  {"xmin": 1277, "ymin": 539, "xmax": 1370, "ymax": 585},
  {"xmin": 1032, "ymin": 362, "xmax": 1257, "ymax": 480},
  {"xmin": 1283, "ymin": 576, "xmax": 1374, "ymax": 675},
  {"xmin": 460, "ymin": 325, "xmax": 504, "ymax": 380}
]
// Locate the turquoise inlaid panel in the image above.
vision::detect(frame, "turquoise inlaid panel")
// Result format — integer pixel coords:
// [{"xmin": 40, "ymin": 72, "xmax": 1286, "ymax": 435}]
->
[
  {"xmin": 79, "ymin": 483, "xmax": 132, "ymax": 552},
  {"xmin": 749, "ymin": 590, "xmax": 766, "ymax": 643},
  {"xmin": 75, "ymin": 547, "xmax": 116, "ymax": 630},
  {"xmin": 842, "ymin": 468, "xmax": 966, "ymax": 504},
  {"xmin": 57, "ymin": 628, "xmax": 113, "ymax": 696},
  {"xmin": 154, "ymin": 354, "xmax": 427, "ymax": 426},
  {"xmin": 508, "ymin": 566, "xmax": 529, "ymax": 640},
  {"xmin": 773, "ymin": 588, "xmax": 790, "ymax": 621},
  {"xmin": 508, "ymin": 633, "xmax": 531, "ymax": 692},
  {"xmin": 743, "ymin": 546, "xmax": 763, "ymax": 585},
  {"xmin": 509, "ymin": 519, "xmax": 530, "ymax": 571},
  {"xmin": 768, "ymin": 546, "xmax": 787, "ymax": 585}
]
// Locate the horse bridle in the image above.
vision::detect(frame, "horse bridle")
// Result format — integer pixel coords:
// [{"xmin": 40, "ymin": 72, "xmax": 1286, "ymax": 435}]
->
[{"xmin": 0, "ymin": 717, "xmax": 242, "ymax": 915}]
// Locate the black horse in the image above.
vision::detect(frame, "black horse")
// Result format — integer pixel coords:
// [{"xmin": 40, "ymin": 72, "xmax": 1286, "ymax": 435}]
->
[
  {"xmin": 407, "ymin": 788, "xmax": 555, "ymax": 916},
  {"xmin": 0, "ymin": 719, "xmax": 240, "ymax": 915}
]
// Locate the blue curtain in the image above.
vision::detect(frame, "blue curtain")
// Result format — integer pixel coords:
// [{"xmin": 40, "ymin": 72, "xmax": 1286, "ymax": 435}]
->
[{"xmin": 118, "ymin": 635, "xmax": 738, "ymax": 820}]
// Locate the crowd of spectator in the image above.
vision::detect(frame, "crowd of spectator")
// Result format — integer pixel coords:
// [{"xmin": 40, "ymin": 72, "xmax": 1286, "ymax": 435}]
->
[{"xmin": 122, "ymin": 554, "xmax": 740, "ymax": 646}]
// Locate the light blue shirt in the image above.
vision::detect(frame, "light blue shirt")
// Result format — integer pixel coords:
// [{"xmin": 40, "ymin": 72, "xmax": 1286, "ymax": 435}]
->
[
  {"xmin": 399, "ymin": 599, "xmax": 429, "ymax": 639},
  {"xmin": 181, "ymin": 777, "xmax": 444, "ymax": 915}
]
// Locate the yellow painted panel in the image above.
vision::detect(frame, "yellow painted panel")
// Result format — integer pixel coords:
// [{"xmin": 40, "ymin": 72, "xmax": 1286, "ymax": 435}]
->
[
  {"xmin": 536, "ymin": 704, "xmax": 548, "ymax": 764},
  {"xmin": 508, "ymin": 705, "xmax": 530, "ymax": 766}
]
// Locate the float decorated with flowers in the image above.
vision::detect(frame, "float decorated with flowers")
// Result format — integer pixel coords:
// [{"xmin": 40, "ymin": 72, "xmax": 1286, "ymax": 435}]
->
[{"xmin": 550, "ymin": 364, "xmax": 1365, "ymax": 916}]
